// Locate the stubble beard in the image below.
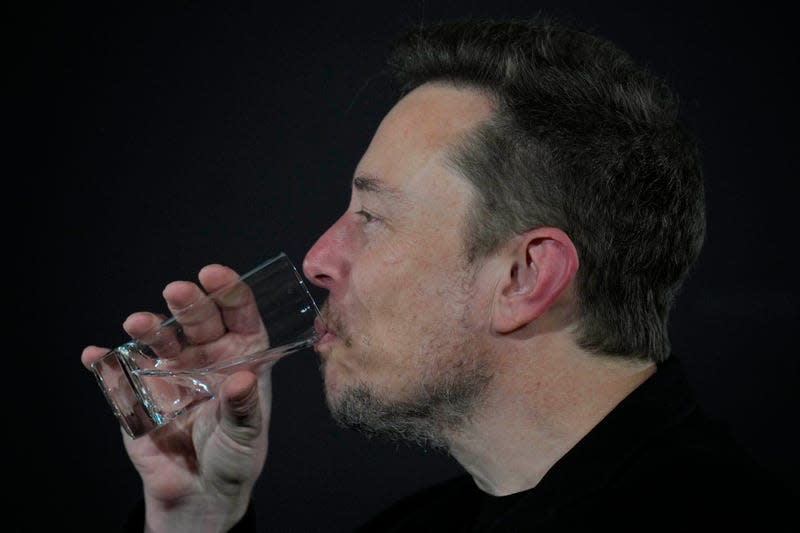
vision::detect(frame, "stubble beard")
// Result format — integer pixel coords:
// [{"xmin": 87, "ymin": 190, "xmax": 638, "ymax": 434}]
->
[{"xmin": 320, "ymin": 297, "xmax": 493, "ymax": 453}]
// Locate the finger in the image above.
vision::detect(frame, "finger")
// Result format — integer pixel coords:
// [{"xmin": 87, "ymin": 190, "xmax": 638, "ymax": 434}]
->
[
  {"xmin": 199, "ymin": 264, "xmax": 264, "ymax": 336},
  {"xmin": 122, "ymin": 312, "xmax": 183, "ymax": 358},
  {"xmin": 81, "ymin": 345, "xmax": 110, "ymax": 369},
  {"xmin": 218, "ymin": 371, "xmax": 262, "ymax": 444},
  {"xmin": 122, "ymin": 311, "xmax": 163, "ymax": 338},
  {"xmin": 163, "ymin": 279, "xmax": 226, "ymax": 345}
]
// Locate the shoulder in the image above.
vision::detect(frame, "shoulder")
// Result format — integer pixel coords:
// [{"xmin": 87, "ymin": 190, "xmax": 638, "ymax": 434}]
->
[{"xmin": 603, "ymin": 406, "xmax": 796, "ymax": 529}]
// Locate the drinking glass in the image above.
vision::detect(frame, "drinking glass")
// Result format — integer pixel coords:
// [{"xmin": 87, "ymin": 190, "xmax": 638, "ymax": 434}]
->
[{"xmin": 90, "ymin": 252, "xmax": 320, "ymax": 438}]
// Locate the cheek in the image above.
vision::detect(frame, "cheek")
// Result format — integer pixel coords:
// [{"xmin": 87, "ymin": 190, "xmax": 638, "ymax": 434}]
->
[{"xmin": 351, "ymin": 258, "xmax": 448, "ymax": 341}]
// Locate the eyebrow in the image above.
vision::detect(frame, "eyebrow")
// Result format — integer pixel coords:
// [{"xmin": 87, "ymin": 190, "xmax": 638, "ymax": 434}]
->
[{"xmin": 353, "ymin": 175, "xmax": 406, "ymax": 202}]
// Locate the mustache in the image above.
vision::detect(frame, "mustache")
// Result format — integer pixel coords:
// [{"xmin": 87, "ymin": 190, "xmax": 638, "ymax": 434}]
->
[{"xmin": 319, "ymin": 299, "xmax": 348, "ymax": 340}]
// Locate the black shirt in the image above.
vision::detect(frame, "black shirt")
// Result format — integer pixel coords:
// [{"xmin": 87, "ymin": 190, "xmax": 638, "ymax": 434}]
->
[{"xmin": 354, "ymin": 356, "xmax": 795, "ymax": 532}]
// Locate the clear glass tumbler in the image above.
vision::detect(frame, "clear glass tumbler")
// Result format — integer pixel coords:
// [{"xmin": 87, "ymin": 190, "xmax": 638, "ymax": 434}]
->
[{"xmin": 90, "ymin": 252, "xmax": 320, "ymax": 438}]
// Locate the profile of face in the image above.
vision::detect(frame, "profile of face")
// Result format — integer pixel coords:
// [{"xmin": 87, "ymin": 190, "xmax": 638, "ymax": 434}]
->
[{"xmin": 302, "ymin": 83, "xmax": 498, "ymax": 448}]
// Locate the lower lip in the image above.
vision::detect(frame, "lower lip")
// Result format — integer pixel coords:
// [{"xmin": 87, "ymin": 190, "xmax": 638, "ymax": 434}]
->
[{"xmin": 315, "ymin": 332, "xmax": 337, "ymax": 349}]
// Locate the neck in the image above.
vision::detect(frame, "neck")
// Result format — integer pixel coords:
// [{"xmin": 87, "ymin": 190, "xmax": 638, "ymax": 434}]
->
[{"xmin": 445, "ymin": 334, "xmax": 655, "ymax": 496}]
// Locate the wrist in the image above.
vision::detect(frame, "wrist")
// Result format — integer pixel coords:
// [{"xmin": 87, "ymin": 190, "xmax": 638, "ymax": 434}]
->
[{"xmin": 143, "ymin": 493, "xmax": 251, "ymax": 533}]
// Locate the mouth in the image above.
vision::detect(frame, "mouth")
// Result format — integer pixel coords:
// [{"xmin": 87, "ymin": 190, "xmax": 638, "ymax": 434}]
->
[{"xmin": 313, "ymin": 316, "xmax": 338, "ymax": 351}]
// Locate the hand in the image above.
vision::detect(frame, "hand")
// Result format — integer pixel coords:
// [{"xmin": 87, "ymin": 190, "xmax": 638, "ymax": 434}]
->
[{"xmin": 81, "ymin": 264, "xmax": 271, "ymax": 532}]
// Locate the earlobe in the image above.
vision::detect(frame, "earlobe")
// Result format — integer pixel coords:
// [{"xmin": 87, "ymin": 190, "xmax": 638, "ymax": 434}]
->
[{"xmin": 492, "ymin": 228, "xmax": 579, "ymax": 334}]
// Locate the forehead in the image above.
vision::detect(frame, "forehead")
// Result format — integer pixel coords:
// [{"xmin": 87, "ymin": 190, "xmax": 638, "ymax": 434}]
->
[{"xmin": 355, "ymin": 83, "xmax": 495, "ymax": 199}]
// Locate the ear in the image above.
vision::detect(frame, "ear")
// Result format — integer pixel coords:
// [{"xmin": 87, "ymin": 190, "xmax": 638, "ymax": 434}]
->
[{"xmin": 491, "ymin": 228, "xmax": 579, "ymax": 334}]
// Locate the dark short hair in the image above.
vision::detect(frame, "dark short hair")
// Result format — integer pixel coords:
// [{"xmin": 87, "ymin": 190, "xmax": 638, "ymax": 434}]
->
[{"xmin": 387, "ymin": 18, "xmax": 706, "ymax": 362}]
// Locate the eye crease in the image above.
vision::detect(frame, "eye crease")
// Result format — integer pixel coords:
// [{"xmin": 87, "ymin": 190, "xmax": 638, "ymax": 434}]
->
[{"xmin": 355, "ymin": 209, "xmax": 377, "ymax": 223}]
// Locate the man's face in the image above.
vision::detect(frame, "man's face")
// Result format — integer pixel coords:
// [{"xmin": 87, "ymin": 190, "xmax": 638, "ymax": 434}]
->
[{"xmin": 302, "ymin": 83, "xmax": 497, "ymax": 446}]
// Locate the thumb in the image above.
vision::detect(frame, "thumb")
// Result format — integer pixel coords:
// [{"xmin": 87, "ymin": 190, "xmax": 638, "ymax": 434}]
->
[{"xmin": 219, "ymin": 371, "xmax": 263, "ymax": 445}]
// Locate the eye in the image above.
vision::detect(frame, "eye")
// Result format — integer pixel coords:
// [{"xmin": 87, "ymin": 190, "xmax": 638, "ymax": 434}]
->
[{"xmin": 355, "ymin": 209, "xmax": 377, "ymax": 223}]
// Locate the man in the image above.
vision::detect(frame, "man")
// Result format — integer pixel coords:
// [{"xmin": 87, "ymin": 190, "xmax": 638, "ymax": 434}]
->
[{"xmin": 82, "ymin": 17, "xmax": 792, "ymax": 532}]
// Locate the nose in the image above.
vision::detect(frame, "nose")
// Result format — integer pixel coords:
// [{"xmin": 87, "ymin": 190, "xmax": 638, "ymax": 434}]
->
[{"xmin": 303, "ymin": 214, "xmax": 350, "ymax": 292}]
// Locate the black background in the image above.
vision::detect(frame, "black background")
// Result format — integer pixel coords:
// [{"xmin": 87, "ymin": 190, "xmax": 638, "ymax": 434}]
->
[{"xmin": 13, "ymin": 2, "xmax": 798, "ymax": 532}]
